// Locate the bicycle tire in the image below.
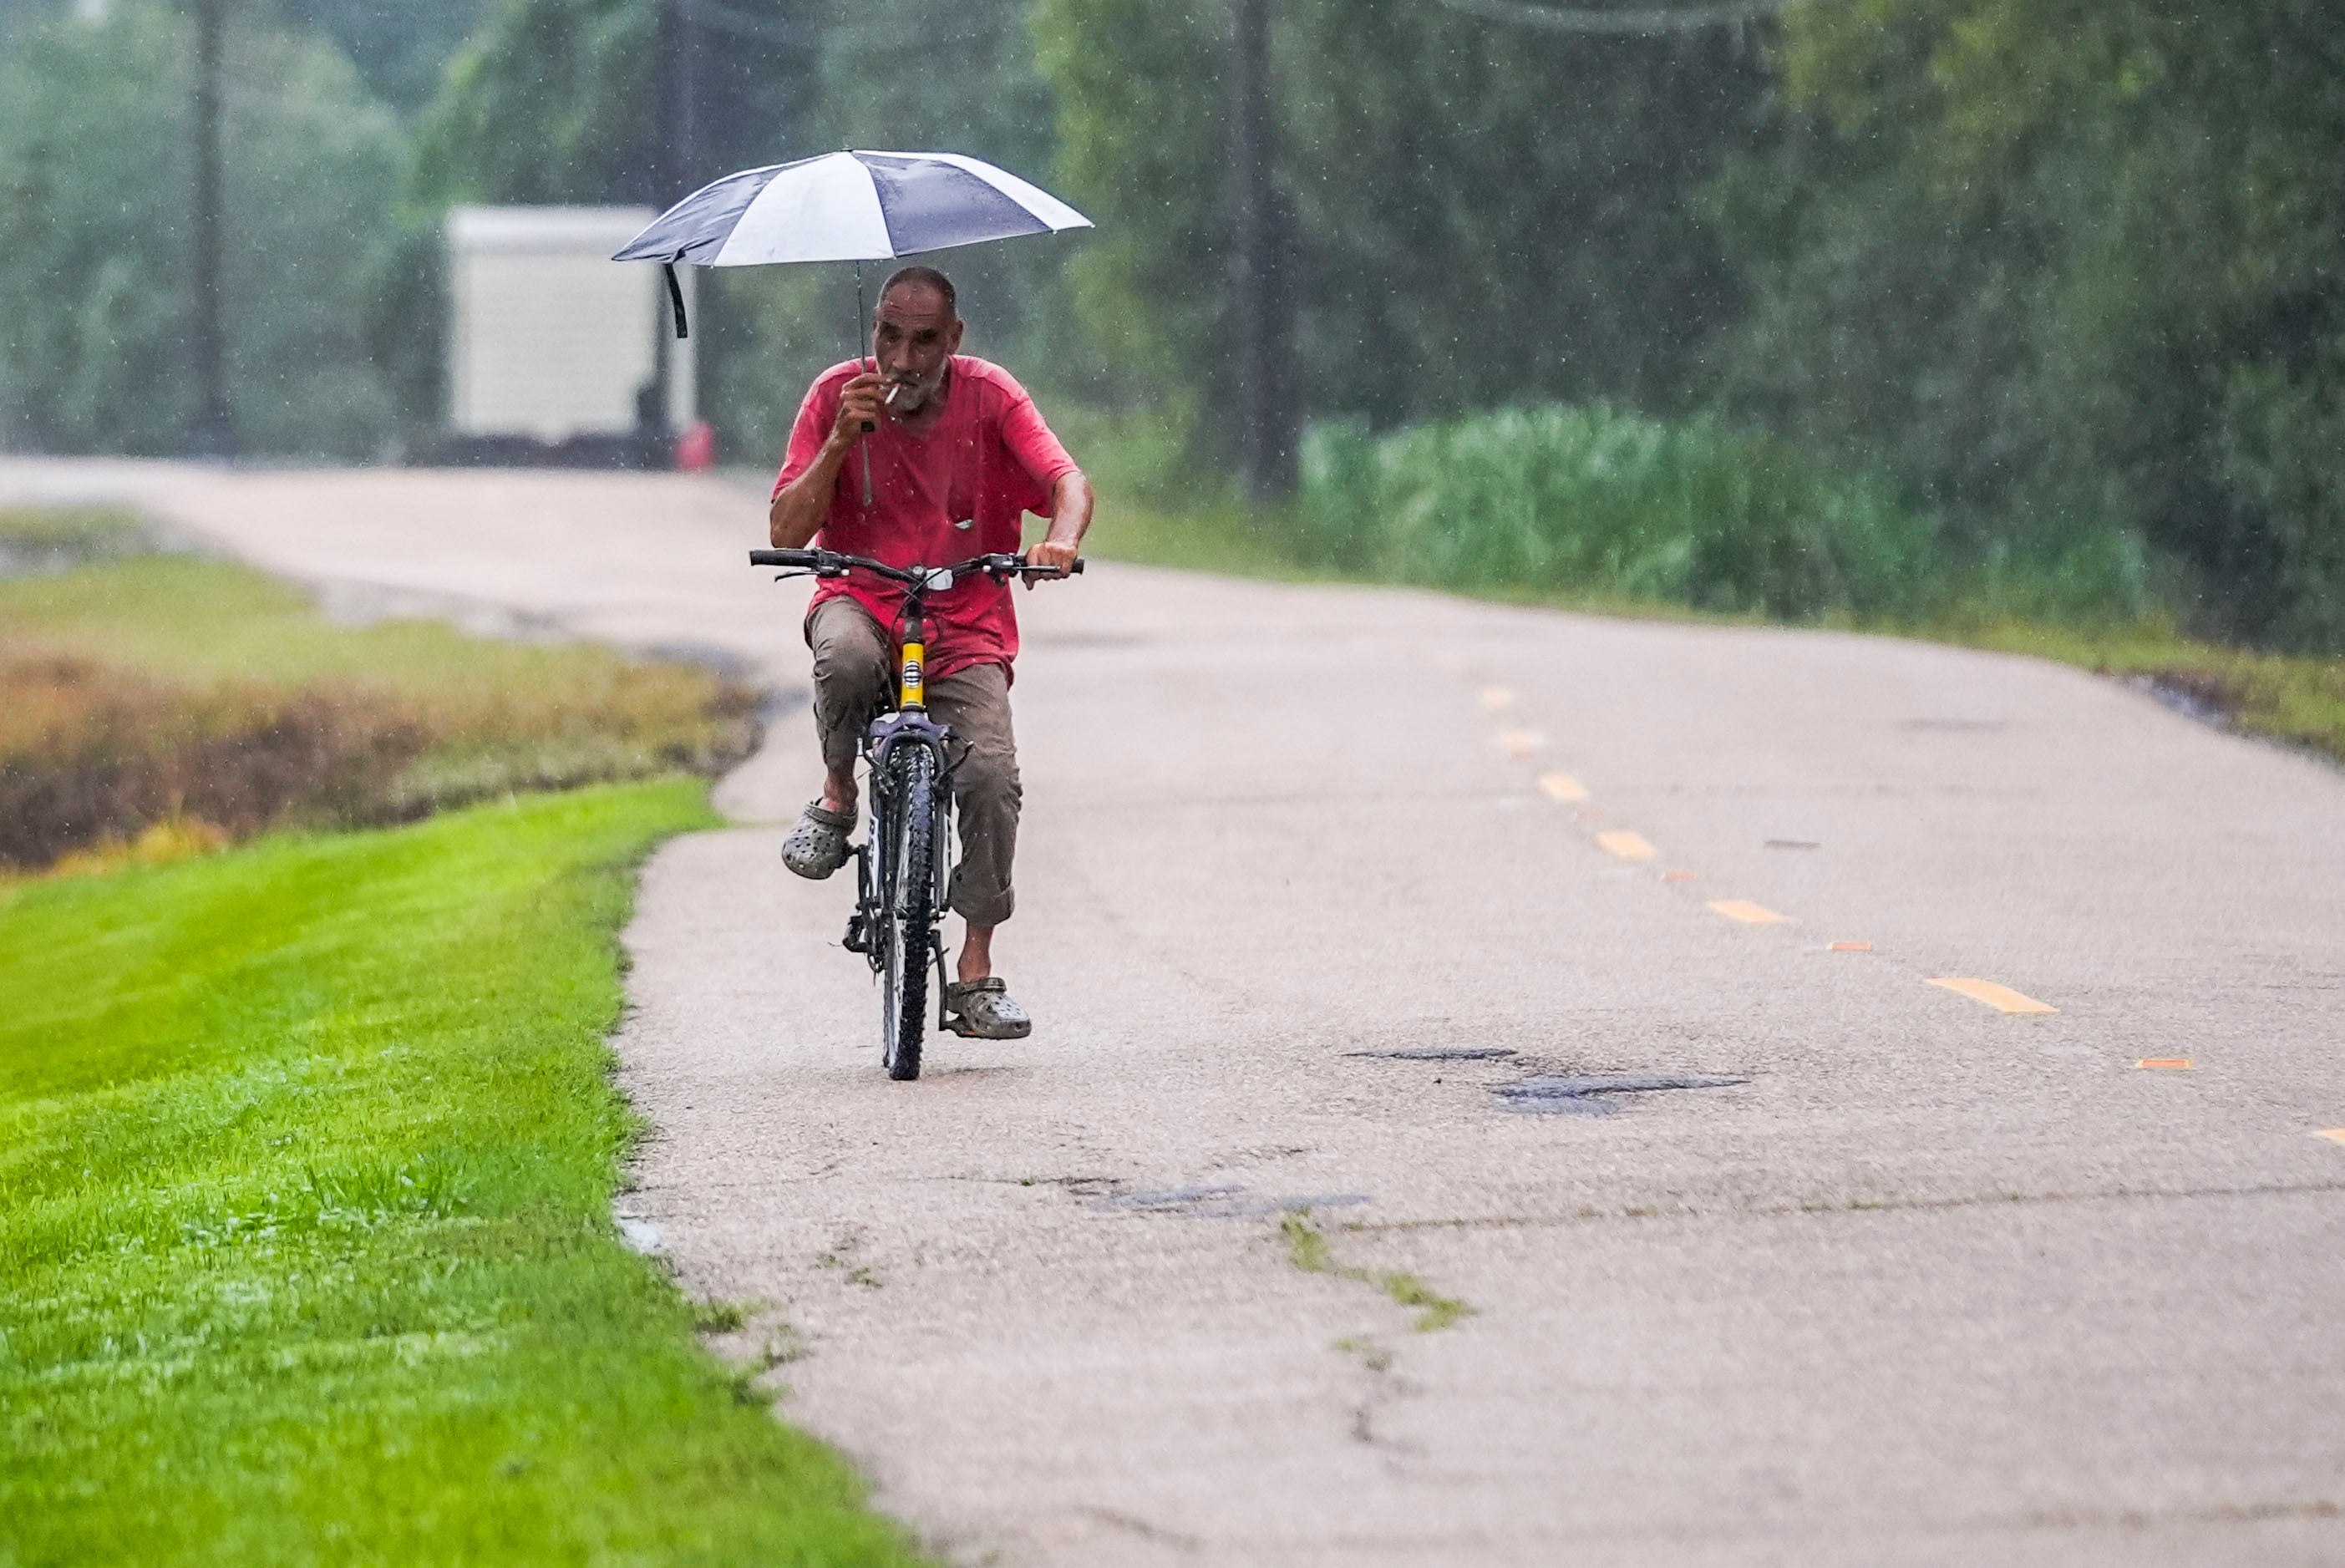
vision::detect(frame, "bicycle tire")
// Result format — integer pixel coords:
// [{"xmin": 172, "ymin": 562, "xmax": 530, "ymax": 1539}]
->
[{"xmin": 878, "ymin": 745, "xmax": 937, "ymax": 1081}]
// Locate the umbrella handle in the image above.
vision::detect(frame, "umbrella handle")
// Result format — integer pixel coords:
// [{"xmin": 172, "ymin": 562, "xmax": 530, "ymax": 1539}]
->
[{"xmin": 856, "ymin": 262, "xmax": 876, "ymax": 505}]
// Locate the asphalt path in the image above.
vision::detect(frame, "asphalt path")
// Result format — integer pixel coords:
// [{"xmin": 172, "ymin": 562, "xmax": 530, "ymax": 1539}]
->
[{"xmin": 14, "ymin": 460, "xmax": 2345, "ymax": 1565}]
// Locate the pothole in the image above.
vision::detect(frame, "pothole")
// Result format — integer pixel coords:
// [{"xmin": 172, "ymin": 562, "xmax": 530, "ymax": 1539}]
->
[
  {"xmin": 1493, "ymin": 1073, "xmax": 1748, "ymax": 1116},
  {"xmin": 1345, "ymin": 1047, "xmax": 1518, "ymax": 1062},
  {"xmin": 1094, "ymin": 1185, "xmax": 1371, "ymax": 1218}
]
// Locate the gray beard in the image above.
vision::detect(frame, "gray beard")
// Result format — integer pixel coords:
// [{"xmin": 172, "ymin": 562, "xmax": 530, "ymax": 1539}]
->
[{"xmin": 889, "ymin": 365, "xmax": 948, "ymax": 416}]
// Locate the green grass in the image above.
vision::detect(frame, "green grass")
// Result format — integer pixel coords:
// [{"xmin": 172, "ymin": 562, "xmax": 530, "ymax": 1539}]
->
[
  {"xmin": 1931, "ymin": 614, "xmax": 2345, "ymax": 763},
  {"xmin": 0, "ymin": 503, "xmax": 149, "ymax": 557},
  {"xmin": 0, "ymin": 781, "xmax": 926, "ymax": 1566}
]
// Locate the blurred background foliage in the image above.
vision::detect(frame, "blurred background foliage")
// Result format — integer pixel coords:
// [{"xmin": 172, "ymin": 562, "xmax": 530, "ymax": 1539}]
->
[
  {"xmin": 1722, "ymin": 0, "xmax": 2345, "ymax": 647},
  {"xmin": 0, "ymin": 0, "xmax": 2337, "ymax": 648},
  {"xmin": 0, "ymin": 1, "xmax": 404, "ymax": 457}
]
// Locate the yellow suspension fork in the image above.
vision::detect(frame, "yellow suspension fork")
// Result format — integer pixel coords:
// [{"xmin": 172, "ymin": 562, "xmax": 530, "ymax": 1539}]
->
[{"xmin": 898, "ymin": 601, "xmax": 926, "ymax": 711}]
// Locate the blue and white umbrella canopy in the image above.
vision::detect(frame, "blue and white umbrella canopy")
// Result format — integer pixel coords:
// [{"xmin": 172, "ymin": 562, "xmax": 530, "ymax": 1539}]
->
[{"xmin": 614, "ymin": 150, "xmax": 1092, "ymax": 270}]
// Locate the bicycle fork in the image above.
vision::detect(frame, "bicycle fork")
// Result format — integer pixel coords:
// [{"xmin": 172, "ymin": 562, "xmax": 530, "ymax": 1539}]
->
[
  {"xmin": 893, "ymin": 601, "xmax": 959, "ymax": 1017},
  {"xmin": 845, "ymin": 601, "xmax": 956, "ymax": 979}
]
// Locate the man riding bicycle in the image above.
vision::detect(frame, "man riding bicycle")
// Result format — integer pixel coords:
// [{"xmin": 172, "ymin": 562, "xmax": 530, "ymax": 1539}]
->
[{"xmin": 767, "ymin": 265, "xmax": 1093, "ymax": 1041}]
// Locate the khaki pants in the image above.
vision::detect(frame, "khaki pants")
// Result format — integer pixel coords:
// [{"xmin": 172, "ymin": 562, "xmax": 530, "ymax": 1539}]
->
[{"xmin": 806, "ymin": 596, "xmax": 1020, "ymax": 926}]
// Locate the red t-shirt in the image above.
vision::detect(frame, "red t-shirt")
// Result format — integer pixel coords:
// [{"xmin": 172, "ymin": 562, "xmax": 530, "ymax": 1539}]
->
[{"xmin": 773, "ymin": 356, "xmax": 1079, "ymax": 680}]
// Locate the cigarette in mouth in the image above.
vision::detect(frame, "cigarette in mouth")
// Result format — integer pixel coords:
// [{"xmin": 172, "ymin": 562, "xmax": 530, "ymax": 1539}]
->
[{"xmin": 885, "ymin": 383, "xmax": 906, "ymax": 407}]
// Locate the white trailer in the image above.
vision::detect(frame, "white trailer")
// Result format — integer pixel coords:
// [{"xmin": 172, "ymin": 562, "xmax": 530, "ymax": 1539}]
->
[{"xmin": 445, "ymin": 206, "xmax": 694, "ymax": 448}]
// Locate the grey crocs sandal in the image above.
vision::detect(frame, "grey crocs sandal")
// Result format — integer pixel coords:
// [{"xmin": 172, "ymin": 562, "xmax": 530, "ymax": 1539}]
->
[
  {"xmin": 943, "ymin": 977, "xmax": 1033, "ymax": 1040},
  {"xmin": 781, "ymin": 800, "xmax": 855, "ymax": 880}
]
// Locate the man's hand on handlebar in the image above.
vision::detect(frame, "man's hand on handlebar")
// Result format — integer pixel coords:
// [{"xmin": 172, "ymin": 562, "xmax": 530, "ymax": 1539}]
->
[{"xmin": 1023, "ymin": 536, "xmax": 1080, "ymax": 581}]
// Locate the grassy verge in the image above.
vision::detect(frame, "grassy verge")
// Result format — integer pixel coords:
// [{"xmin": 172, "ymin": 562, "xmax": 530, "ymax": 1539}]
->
[
  {"xmin": 0, "ymin": 781, "xmax": 926, "ymax": 1565},
  {"xmin": 1929, "ymin": 615, "xmax": 2345, "ymax": 762},
  {"xmin": 1089, "ymin": 480, "xmax": 2345, "ymax": 769},
  {"xmin": 0, "ymin": 515, "xmax": 757, "ymax": 869}
]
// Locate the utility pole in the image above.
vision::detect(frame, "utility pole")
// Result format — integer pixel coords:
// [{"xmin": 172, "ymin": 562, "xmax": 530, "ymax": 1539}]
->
[
  {"xmin": 672, "ymin": 0, "xmax": 698, "ymax": 185},
  {"xmin": 642, "ymin": 0, "xmax": 698, "ymax": 463},
  {"xmin": 190, "ymin": 0, "xmax": 231, "ymax": 459},
  {"xmin": 1227, "ymin": 0, "xmax": 1297, "ymax": 500}
]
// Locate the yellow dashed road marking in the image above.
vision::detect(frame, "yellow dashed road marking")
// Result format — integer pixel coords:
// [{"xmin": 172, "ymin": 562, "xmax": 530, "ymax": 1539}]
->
[
  {"xmin": 1829, "ymin": 941, "xmax": 1873, "ymax": 951},
  {"xmin": 1480, "ymin": 687, "xmax": 1516, "ymax": 712},
  {"xmin": 2136, "ymin": 1058, "xmax": 2194, "ymax": 1070},
  {"xmin": 1662, "ymin": 870, "xmax": 1698, "ymax": 883},
  {"xmin": 1498, "ymin": 729, "xmax": 1546, "ymax": 759},
  {"xmin": 2317, "ymin": 1130, "xmax": 2345, "ymax": 1145},
  {"xmin": 1928, "ymin": 977, "xmax": 2058, "ymax": 1015},
  {"xmin": 1536, "ymin": 772, "xmax": 1588, "ymax": 804},
  {"xmin": 1708, "ymin": 899, "xmax": 1788, "ymax": 925},
  {"xmin": 1596, "ymin": 830, "xmax": 1656, "ymax": 861}
]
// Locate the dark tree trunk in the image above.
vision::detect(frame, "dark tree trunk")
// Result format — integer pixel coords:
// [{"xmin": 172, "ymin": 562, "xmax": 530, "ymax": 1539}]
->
[
  {"xmin": 1227, "ymin": 0, "xmax": 1297, "ymax": 500},
  {"xmin": 190, "ymin": 0, "xmax": 232, "ymax": 459}
]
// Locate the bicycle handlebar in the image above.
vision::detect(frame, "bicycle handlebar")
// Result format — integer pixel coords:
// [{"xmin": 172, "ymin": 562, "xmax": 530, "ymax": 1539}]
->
[{"xmin": 749, "ymin": 547, "xmax": 1083, "ymax": 581}]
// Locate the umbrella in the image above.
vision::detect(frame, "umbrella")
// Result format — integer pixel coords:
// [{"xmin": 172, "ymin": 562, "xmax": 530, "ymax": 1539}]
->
[
  {"xmin": 613, "ymin": 150, "xmax": 1093, "ymax": 339},
  {"xmin": 615, "ymin": 149, "xmax": 1092, "ymax": 499}
]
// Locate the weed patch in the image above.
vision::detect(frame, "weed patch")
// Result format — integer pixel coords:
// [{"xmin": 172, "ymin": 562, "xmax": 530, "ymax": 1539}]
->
[
  {"xmin": 0, "ymin": 549, "xmax": 759, "ymax": 869},
  {"xmin": 1280, "ymin": 1212, "xmax": 1471, "ymax": 1334}
]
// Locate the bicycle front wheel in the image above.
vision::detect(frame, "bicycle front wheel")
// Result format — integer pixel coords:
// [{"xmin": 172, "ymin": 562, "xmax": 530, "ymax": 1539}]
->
[{"xmin": 877, "ymin": 744, "xmax": 938, "ymax": 1081}]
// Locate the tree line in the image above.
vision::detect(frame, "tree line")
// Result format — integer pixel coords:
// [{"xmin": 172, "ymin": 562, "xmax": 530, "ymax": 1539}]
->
[{"xmin": 0, "ymin": 0, "xmax": 2335, "ymax": 647}]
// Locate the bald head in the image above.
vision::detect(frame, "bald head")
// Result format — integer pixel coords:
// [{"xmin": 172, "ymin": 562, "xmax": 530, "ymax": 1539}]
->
[{"xmin": 881, "ymin": 264, "xmax": 957, "ymax": 316}]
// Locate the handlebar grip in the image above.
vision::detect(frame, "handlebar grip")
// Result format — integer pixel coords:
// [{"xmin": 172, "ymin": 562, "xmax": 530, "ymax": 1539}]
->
[
  {"xmin": 1070, "ymin": 558, "xmax": 1086, "ymax": 575},
  {"xmin": 749, "ymin": 549, "xmax": 818, "ymax": 567}
]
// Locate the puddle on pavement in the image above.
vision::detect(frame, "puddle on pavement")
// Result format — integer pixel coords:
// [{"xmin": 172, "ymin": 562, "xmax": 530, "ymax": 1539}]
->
[
  {"xmin": 1493, "ymin": 1073, "xmax": 1749, "ymax": 1116},
  {"xmin": 2134, "ymin": 674, "xmax": 2232, "ymax": 728},
  {"xmin": 614, "ymin": 1215, "xmax": 663, "ymax": 1254},
  {"xmin": 1093, "ymin": 1185, "xmax": 1371, "ymax": 1219},
  {"xmin": 1346, "ymin": 1047, "xmax": 1518, "ymax": 1062}
]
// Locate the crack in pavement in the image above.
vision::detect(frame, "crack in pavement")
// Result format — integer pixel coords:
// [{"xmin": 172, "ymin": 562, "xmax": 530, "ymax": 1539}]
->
[
  {"xmin": 1095, "ymin": 1185, "xmax": 1373, "ymax": 1219},
  {"xmin": 1490, "ymin": 1071, "xmax": 1750, "ymax": 1115},
  {"xmin": 1341, "ymin": 1175, "xmax": 2345, "ymax": 1235}
]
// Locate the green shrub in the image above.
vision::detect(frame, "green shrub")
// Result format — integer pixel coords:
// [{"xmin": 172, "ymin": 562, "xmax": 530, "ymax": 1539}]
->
[
  {"xmin": 0, "ymin": 3, "xmax": 407, "ymax": 458},
  {"xmin": 1294, "ymin": 403, "xmax": 1938, "ymax": 621}
]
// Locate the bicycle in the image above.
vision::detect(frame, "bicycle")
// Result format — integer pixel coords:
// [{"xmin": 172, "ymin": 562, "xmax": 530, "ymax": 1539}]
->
[{"xmin": 749, "ymin": 546, "xmax": 1084, "ymax": 1079}]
